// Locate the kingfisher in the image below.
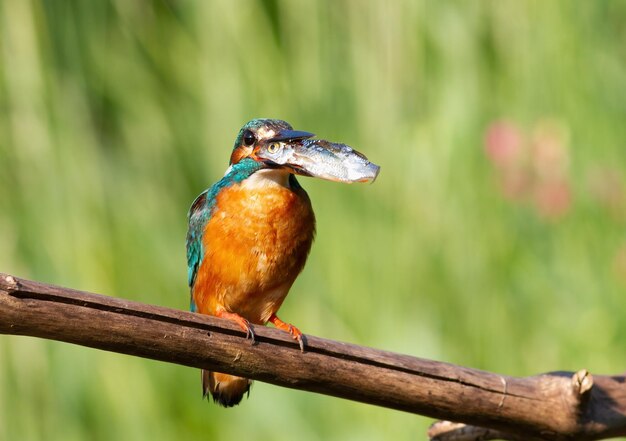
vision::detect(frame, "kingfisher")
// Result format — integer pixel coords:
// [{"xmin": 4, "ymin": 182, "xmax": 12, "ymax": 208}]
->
[{"xmin": 186, "ymin": 118, "xmax": 379, "ymax": 407}]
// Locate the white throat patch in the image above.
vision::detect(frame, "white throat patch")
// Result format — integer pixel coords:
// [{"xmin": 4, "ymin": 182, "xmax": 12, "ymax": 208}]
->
[{"xmin": 242, "ymin": 168, "xmax": 291, "ymax": 189}]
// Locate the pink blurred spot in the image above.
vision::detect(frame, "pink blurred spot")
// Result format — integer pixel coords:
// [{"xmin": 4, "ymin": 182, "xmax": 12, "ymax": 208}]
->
[
  {"xmin": 485, "ymin": 118, "xmax": 574, "ymax": 222},
  {"xmin": 533, "ymin": 178, "xmax": 572, "ymax": 220},
  {"xmin": 484, "ymin": 121, "xmax": 523, "ymax": 169}
]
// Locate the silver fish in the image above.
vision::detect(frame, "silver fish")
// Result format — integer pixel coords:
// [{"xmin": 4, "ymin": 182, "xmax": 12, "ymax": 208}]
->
[{"xmin": 256, "ymin": 138, "xmax": 380, "ymax": 183}]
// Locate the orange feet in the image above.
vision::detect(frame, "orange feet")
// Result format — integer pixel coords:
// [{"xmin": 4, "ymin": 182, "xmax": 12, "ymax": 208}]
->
[
  {"xmin": 215, "ymin": 309, "xmax": 255, "ymax": 343},
  {"xmin": 269, "ymin": 313, "xmax": 305, "ymax": 352}
]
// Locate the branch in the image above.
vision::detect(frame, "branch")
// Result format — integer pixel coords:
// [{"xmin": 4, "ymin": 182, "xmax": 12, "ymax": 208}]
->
[{"xmin": 1, "ymin": 273, "xmax": 625, "ymax": 440}]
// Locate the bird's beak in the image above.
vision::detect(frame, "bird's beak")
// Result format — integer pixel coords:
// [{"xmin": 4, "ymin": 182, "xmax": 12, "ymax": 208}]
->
[
  {"xmin": 260, "ymin": 135, "xmax": 380, "ymax": 184},
  {"xmin": 270, "ymin": 129, "xmax": 315, "ymax": 142}
]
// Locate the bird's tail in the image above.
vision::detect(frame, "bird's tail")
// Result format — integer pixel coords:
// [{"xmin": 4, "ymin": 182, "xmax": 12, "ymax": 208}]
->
[{"xmin": 202, "ymin": 369, "xmax": 252, "ymax": 407}]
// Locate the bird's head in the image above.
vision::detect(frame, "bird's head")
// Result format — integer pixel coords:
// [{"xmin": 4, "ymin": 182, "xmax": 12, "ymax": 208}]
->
[{"xmin": 230, "ymin": 119, "xmax": 379, "ymax": 183}]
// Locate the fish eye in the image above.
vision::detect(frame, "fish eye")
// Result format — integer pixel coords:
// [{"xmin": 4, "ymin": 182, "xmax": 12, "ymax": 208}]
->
[
  {"xmin": 267, "ymin": 142, "xmax": 281, "ymax": 154},
  {"xmin": 243, "ymin": 130, "xmax": 256, "ymax": 146}
]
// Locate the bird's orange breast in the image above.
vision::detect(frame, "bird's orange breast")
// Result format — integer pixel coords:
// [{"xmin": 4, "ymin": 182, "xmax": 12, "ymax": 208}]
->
[{"xmin": 192, "ymin": 179, "xmax": 315, "ymax": 324}]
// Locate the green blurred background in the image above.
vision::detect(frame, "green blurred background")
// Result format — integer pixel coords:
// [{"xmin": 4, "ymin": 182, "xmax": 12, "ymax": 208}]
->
[{"xmin": 2, "ymin": 1, "xmax": 626, "ymax": 440}]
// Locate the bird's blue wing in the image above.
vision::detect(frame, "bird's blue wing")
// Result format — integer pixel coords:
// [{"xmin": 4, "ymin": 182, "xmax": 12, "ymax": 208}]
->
[{"xmin": 186, "ymin": 190, "xmax": 210, "ymax": 312}]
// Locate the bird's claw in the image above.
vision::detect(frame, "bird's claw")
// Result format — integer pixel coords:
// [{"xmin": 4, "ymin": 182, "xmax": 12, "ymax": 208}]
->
[
  {"xmin": 244, "ymin": 321, "xmax": 256, "ymax": 343},
  {"xmin": 269, "ymin": 314, "xmax": 305, "ymax": 352},
  {"xmin": 296, "ymin": 333, "xmax": 305, "ymax": 352},
  {"xmin": 215, "ymin": 310, "xmax": 255, "ymax": 345},
  {"xmin": 287, "ymin": 325, "xmax": 304, "ymax": 352}
]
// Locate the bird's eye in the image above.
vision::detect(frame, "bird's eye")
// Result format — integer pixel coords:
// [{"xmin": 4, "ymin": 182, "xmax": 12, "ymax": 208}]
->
[
  {"xmin": 243, "ymin": 130, "xmax": 256, "ymax": 146},
  {"xmin": 267, "ymin": 142, "xmax": 281, "ymax": 154}
]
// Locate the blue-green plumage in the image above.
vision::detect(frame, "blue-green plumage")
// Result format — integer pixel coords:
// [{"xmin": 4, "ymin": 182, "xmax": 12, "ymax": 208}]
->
[{"xmin": 186, "ymin": 158, "xmax": 264, "ymax": 311}]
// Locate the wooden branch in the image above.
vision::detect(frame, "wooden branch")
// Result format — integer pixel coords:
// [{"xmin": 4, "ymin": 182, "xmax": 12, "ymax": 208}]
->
[
  {"xmin": 1, "ymin": 273, "xmax": 625, "ymax": 440},
  {"xmin": 428, "ymin": 420, "xmax": 531, "ymax": 441}
]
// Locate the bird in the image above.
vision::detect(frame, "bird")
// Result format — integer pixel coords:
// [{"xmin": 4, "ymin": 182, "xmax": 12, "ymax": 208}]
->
[{"xmin": 186, "ymin": 118, "xmax": 379, "ymax": 407}]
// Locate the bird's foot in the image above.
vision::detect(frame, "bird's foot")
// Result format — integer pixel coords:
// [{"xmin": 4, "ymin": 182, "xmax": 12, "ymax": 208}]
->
[
  {"xmin": 215, "ymin": 309, "xmax": 255, "ymax": 343},
  {"xmin": 269, "ymin": 313, "xmax": 305, "ymax": 352}
]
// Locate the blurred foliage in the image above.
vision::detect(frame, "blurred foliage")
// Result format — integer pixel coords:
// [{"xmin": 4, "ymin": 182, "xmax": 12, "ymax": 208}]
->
[{"xmin": 1, "ymin": 1, "xmax": 626, "ymax": 440}]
